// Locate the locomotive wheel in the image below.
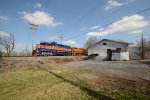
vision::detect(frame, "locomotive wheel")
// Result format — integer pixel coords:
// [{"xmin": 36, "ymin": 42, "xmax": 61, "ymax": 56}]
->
[{"xmin": 49, "ymin": 52, "xmax": 53, "ymax": 56}]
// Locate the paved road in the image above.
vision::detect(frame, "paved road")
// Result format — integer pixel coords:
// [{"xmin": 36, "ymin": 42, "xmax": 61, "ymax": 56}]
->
[{"xmin": 65, "ymin": 60, "xmax": 150, "ymax": 80}]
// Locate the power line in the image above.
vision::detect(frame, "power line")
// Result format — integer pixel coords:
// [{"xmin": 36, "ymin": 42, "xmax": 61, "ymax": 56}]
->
[
  {"xmin": 65, "ymin": 7, "xmax": 150, "ymax": 40},
  {"xmin": 72, "ymin": 0, "xmax": 101, "ymax": 26},
  {"xmin": 84, "ymin": 0, "xmax": 137, "ymax": 29},
  {"xmin": 64, "ymin": 0, "xmax": 137, "ymax": 36}
]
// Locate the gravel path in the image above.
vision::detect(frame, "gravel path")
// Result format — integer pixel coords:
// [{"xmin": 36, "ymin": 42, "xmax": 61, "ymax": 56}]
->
[{"xmin": 65, "ymin": 60, "xmax": 150, "ymax": 80}]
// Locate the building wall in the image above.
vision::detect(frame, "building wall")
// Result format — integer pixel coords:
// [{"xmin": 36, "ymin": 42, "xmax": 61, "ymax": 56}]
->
[
  {"xmin": 112, "ymin": 52, "xmax": 129, "ymax": 61},
  {"xmin": 99, "ymin": 41, "xmax": 128, "ymax": 51},
  {"xmin": 88, "ymin": 40, "xmax": 129, "ymax": 61}
]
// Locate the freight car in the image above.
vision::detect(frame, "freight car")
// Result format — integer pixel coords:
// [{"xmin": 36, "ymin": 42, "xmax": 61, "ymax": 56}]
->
[{"xmin": 32, "ymin": 41, "xmax": 72, "ymax": 56}]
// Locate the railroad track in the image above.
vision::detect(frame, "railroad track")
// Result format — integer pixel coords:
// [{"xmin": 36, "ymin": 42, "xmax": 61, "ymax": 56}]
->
[{"xmin": 0, "ymin": 56, "xmax": 87, "ymax": 61}]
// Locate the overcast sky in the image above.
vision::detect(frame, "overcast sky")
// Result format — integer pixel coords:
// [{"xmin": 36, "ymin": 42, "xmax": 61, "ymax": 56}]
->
[{"xmin": 0, "ymin": 0, "xmax": 150, "ymax": 51}]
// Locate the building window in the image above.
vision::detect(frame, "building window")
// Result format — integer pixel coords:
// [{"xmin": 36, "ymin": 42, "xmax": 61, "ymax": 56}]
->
[
  {"xmin": 116, "ymin": 48, "xmax": 121, "ymax": 52},
  {"xmin": 103, "ymin": 43, "xmax": 106, "ymax": 45}
]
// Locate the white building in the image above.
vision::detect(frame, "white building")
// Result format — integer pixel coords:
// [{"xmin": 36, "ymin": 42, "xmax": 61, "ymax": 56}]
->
[{"xmin": 88, "ymin": 39, "xmax": 129, "ymax": 61}]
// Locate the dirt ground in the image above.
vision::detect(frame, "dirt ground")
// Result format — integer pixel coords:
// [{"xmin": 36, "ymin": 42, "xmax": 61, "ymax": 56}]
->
[
  {"xmin": 65, "ymin": 60, "xmax": 150, "ymax": 80},
  {"xmin": 65, "ymin": 60, "xmax": 150, "ymax": 97},
  {"xmin": 0, "ymin": 58, "xmax": 150, "ymax": 98},
  {"xmin": 64, "ymin": 60, "xmax": 150, "ymax": 97}
]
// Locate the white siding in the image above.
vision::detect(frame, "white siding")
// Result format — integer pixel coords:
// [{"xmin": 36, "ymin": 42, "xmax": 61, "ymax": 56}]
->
[
  {"xmin": 112, "ymin": 52, "xmax": 129, "ymax": 61},
  {"xmin": 88, "ymin": 40, "xmax": 129, "ymax": 61}
]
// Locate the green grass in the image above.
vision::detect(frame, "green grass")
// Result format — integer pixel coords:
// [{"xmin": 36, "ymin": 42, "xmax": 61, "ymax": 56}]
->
[
  {"xmin": 0, "ymin": 64, "xmax": 101, "ymax": 100},
  {"xmin": 111, "ymin": 91, "xmax": 150, "ymax": 100},
  {"xmin": 0, "ymin": 63, "xmax": 149, "ymax": 100}
]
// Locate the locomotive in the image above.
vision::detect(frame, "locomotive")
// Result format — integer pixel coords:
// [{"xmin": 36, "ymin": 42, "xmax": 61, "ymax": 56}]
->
[
  {"xmin": 32, "ymin": 41, "xmax": 87, "ymax": 56},
  {"xmin": 71, "ymin": 47, "xmax": 87, "ymax": 56}
]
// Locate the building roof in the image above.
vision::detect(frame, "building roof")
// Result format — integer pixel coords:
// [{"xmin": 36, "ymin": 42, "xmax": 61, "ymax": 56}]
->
[{"xmin": 88, "ymin": 39, "xmax": 130, "ymax": 49}]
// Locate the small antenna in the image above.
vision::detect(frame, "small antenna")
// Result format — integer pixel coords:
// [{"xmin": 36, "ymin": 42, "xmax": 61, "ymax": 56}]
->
[{"xmin": 59, "ymin": 32, "xmax": 63, "ymax": 44}]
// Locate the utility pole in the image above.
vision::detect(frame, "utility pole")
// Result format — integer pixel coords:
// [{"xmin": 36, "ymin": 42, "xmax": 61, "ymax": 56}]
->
[
  {"xmin": 141, "ymin": 33, "xmax": 144, "ymax": 59},
  {"xmin": 29, "ymin": 23, "xmax": 38, "ymax": 51},
  {"xmin": 59, "ymin": 33, "xmax": 63, "ymax": 44},
  {"xmin": 26, "ymin": 44, "xmax": 28, "ymax": 56}
]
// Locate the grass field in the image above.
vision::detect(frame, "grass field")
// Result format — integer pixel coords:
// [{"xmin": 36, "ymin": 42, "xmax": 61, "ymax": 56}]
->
[{"xmin": 0, "ymin": 60, "xmax": 150, "ymax": 100}]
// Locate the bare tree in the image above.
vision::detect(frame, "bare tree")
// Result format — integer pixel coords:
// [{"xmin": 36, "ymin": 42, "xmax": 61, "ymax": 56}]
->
[
  {"xmin": 84, "ymin": 36, "xmax": 99, "ymax": 49},
  {"xmin": 0, "ymin": 33, "xmax": 15, "ymax": 56},
  {"xmin": 0, "ymin": 47, "xmax": 2, "ymax": 58},
  {"xmin": 137, "ymin": 37, "xmax": 150, "ymax": 59},
  {"xmin": 137, "ymin": 39, "xmax": 149, "ymax": 47},
  {"xmin": 0, "ymin": 37, "xmax": 3, "ymax": 57}
]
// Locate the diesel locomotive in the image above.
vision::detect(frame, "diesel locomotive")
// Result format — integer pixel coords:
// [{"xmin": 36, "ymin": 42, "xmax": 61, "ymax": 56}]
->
[{"xmin": 32, "ymin": 41, "xmax": 87, "ymax": 56}]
